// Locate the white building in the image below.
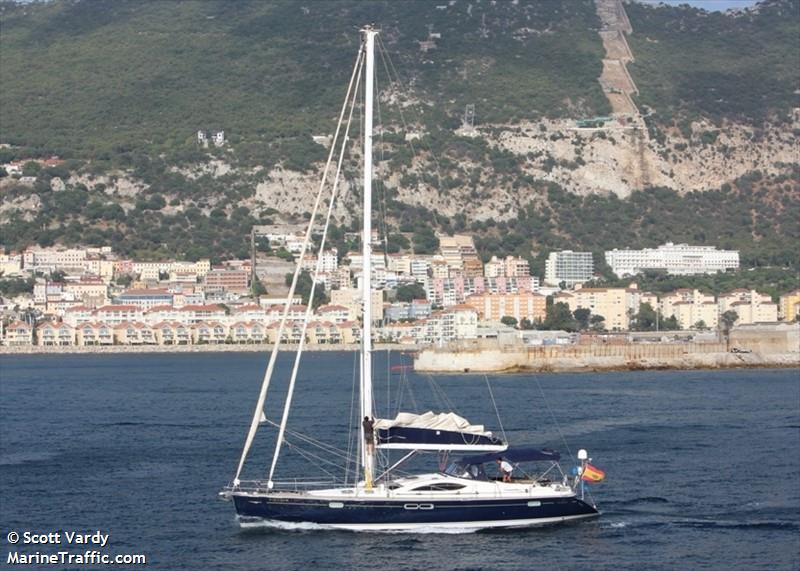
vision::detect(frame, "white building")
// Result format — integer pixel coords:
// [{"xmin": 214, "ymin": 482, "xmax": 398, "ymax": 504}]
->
[
  {"xmin": 253, "ymin": 224, "xmax": 312, "ymax": 255},
  {"xmin": 660, "ymin": 289, "xmax": 719, "ymax": 329},
  {"xmin": 300, "ymin": 248, "xmax": 338, "ymax": 274},
  {"xmin": 718, "ymin": 289, "xmax": 778, "ymax": 325},
  {"xmin": 605, "ymin": 243, "xmax": 739, "ymax": 278},
  {"xmin": 544, "ymin": 251, "xmax": 594, "ymax": 287}
]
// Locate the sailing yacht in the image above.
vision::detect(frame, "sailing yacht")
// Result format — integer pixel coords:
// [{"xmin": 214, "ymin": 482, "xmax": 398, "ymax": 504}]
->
[{"xmin": 221, "ymin": 26, "xmax": 600, "ymax": 532}]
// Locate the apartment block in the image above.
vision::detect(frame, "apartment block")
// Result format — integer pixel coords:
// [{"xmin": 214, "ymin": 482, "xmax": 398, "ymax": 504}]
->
[
  {"xmin": 465, "ymin": 292, "xmax": 547, "ymax": 324},
  {"xmin": 718, "ymin": 289, "xmax": 778, "ymax": 325},
  {"xmin": 555, "ymin": 287, "xmax": 630, "ymax": 330},
  {"xmin": 605, "ymin": 243, "xmax": 739, "ymax": 278},
  {"xmin": 779, "ymin": 290, "xmax": 800, "ymax": 322},
  {"xmin": 544, "ymin": 251, "xmax": 594, "ymax": 287},
  {"xmin": 660, "ymin": 289, "xmax": 719, "ymax": 329}
]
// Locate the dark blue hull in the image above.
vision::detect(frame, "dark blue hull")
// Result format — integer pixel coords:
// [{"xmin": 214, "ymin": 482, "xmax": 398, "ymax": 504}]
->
[{"xmin": 232, "ymin": 493, "xmax": 599, "ymax": 530}]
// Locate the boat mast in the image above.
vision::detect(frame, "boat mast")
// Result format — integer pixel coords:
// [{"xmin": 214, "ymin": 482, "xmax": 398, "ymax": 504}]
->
[{"xmin": 360, "ymin": 26, "xmax": 377, "ymax": 488}]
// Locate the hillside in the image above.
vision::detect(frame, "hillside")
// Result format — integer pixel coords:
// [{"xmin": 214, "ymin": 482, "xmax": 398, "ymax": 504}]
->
[
  {"xmin": 0, "ymin": 0, "xmax": 798, "ymax": 276},
  {"xmin": 0, "ymin": 0, "xmax": 608, "ymax": 161}
]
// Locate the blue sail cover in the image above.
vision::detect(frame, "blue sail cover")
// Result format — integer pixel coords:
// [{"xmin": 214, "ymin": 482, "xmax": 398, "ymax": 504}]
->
[
  {"xmin": 460, "ymin": 446, "xmax": 561, "ymax": 466},
  {"xmin": 377, "ymin": 426, "xmax": 505, "ymax": 450},
  {"xmin": 374, "ymin": 411, "xmax": 507, "ymax": 451}
]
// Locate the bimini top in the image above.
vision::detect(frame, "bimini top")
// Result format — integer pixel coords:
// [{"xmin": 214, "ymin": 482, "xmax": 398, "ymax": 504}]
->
[
  {"xmin": 374, "ymin": 411, "xmax": 506, "ymax": 451},
  {"xmin": 460, "ymin": 446, "xmax": 561, "ymax": 466}
]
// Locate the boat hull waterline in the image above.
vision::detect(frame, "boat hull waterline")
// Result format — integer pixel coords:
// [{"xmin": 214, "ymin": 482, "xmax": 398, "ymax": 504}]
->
[{"xmin": 232, "ymin": 493, "xmax": 599, "ymax": 531}]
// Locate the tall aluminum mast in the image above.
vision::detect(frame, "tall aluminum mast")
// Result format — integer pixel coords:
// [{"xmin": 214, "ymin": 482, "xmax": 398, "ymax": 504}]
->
[{"xmin": 360, "ymin": 26, "xmax": 377, "ymax": 488}]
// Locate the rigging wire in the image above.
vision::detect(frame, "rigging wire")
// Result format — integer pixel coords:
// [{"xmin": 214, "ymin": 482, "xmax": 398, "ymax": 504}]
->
[
  {"xmin": 345, "ymin": 350, "xmax": 359, "ymax": 486},
  {"xmin": 285, "ymin": 441, "xmax": 344, "ymax": 481},
  {"xmin": 266, "ymin": 48, "xmax": 365, "ymax": 485},
  {"xmin": 233, "ymin": 45, "xmax": 366, "ymax": 485},
  {"xmin": 375, "ymin": 36, "xmax": 449, "ymax": 226},
  {"xmin": 533, "ymin": 375, "xmax": 574, "ymax": 460},
  {"xmin": 424, "ymin": 373, "xmax": 460, "ymax": 415},
  {"xmin": 484, "ymin": 375, "xmax": 508, "ymax": 444},
  {"xmin": 260, "ymin": 418, "xmax": 351, "ymax": 460}
]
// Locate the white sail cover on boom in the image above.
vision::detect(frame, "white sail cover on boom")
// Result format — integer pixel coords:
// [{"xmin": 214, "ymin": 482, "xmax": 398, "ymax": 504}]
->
[{"xmin": 375, "ymin": 412, "xmax": 489, "ymax": 434}]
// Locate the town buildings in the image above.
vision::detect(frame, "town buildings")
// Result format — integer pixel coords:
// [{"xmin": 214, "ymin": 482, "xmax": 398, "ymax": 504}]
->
[
  {"xmin": 779, "ymin": 290, "xmax": 800, "ymax": 322},
  {"xmin": 555, "ymin": 286, "xmax": 632, "ymax": 330},
  {"xmin": 660, "ymin": 289, "xmax": 719, "ymax": 329},
  {"xmin": 0, "ymin": 241, "xmax": 793, "ymax": 349},
  {"xmin": 605, "ymin": 243, "xmax": 739, "ymax": 278},
  {"xmin": 718, "ymin": 289, "xmax": 778, "ymax": 325},
  {"xmin": 465, "ymin": 292, "xmax": 547, "ymax": 324},
  {"xmin": 544, "ymin": 251, "xmax": 594, "ymax": 287}
]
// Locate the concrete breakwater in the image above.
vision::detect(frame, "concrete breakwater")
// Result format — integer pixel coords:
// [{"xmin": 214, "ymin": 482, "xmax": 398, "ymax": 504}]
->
[{"xmin": 414, "ymin": 342, "xmax": 799, "ymax": 373}]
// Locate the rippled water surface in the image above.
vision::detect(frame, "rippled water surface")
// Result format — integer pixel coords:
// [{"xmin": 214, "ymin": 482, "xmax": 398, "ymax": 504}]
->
[{"xmin": 1, "ymin": 353, "xmax": 798, "ymax": 570}]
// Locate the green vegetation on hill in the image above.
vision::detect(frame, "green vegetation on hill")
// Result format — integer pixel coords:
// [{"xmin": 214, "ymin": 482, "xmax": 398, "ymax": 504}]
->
[
  {"xmin": 627, "ymin": 0, "xmax": 799, "ymax": 125},
  {"xmin": 455, "ymin": 170, "xmax": 799, "ymax": 273},
  {"xmin": 0, "ymin": 0, "xmax": 607, "ymax": 165},
  {"xmin": 0, "ymin": 0, "xmax": 797, "ymax": 276}
]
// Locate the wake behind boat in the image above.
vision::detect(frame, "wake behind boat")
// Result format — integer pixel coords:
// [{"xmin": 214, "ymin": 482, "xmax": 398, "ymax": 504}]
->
[{"xmin": 220, "ymin": 26, "xmax": 601, "ymax": 532}]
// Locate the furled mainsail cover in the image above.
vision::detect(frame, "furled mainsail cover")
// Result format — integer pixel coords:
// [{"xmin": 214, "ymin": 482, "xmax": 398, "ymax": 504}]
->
[
  {"xmin": 374, "ymin": 411, "xmax": 491, "ymax": 436},
  {"xmin": 373, "ymin": 411, "xmax": 505, "ymax": 450}
]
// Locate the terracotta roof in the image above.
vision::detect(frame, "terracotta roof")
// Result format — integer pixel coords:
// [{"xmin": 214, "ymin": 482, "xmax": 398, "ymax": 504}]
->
[
  {"xmin": 318, "ymin": 304, "xmax": 349, "ymax": 312},
  {"xmin": 146, "ymin": 305, "xmax": 175, "ymax": 313}
]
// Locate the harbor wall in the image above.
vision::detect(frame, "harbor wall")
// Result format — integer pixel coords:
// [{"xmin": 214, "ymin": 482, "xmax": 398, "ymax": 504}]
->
[{"xmin": 415, "ymin": 325, "xmax": 800, "ymax": 373}]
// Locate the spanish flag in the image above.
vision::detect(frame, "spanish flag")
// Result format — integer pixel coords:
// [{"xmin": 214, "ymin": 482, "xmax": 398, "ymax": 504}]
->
[{"xmin": 581, "ymin": 463, "xmax": 606, "ymax": 483}]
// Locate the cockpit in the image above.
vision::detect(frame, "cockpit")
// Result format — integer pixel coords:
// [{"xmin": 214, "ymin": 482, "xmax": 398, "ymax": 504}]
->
[{"xmin": 443, "ymin": 461, "xmax": 489, "ymax": 481}]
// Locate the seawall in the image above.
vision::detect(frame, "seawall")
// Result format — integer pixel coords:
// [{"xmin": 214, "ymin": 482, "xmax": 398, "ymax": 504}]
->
[{"xmin": 415, "ymin": 342, "xmax": 799, "ymax": 373}]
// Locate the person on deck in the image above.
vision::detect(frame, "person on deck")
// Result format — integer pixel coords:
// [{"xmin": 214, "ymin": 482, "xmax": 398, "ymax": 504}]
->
[
  {"xmin": 497, "ymin": 457, "xmax": 513, "ymax": 482},
  {"xmin": 362, "ymin": 416, "xmax": 375, "ymax": 455}
]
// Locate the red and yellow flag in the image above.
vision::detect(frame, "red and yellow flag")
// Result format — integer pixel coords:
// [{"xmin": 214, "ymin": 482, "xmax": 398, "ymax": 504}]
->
[{"xmin": 581, "ymin": 463, "xmax": 606, "ymax": 483}]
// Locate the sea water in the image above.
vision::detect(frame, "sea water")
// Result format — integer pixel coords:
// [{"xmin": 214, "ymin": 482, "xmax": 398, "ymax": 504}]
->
[{"xmin": 1, "ymin": 353, "xmax": 798, "ymax": 570}]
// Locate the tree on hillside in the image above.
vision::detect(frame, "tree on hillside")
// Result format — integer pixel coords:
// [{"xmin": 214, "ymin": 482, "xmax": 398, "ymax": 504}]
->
[
  {"xmin": 395, "ymin": 283, "xmax": 426, "ymax": 302},
  {"xmin": 500, "ymin": 316, "xmax": 518, "ymax": 328},
  {"xmin": 589, "ymin": 314, "xmax": 606, "ymax": 331},
  {"xmin": 720, "ymin": 310, "xmax": 739, "ymax": 330},
  {"xmin": 386, "ymin": 233, "xmax": 410, "ymax": 254},
  {"xmin": 543, "ymin": 302, "xmax": 578, "ymax": 331},
  {"xmin": 116, "ymin": 274, "xmax": 133, "ymax": 287},
  {"xmin": 720, "ymin": 309, "xmax": 739, "ymax": 351},
  {"xmin": 412, "ymin": 227, "xmax": 439, "ymax": 255},
  {"xmin": 22, "ymin": 161, "xmax": 41, "ymax": 177},
  {"xmin": 573, "ymin": 308, "xmax": 591, "ymax": 330},
  {"xmin": 286, "ymin": 270, "xmax": 328, "ymax": 310},
  {"xmin": 631, "ymin": 302, "xmax": 658, "ymax": 331},
  {"xmin": 252, "ymin": 275, "xmax": 267, "ymax": 297},
  {"xmin": 661, "ymin": 315, "xmax": 680, "ymax": 331}
]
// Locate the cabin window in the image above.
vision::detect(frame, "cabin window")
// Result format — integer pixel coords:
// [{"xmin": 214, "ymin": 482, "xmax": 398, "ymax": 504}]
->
[{"xmin": 411, "ymin": 483, "xmax": 466, "ymax": 492}]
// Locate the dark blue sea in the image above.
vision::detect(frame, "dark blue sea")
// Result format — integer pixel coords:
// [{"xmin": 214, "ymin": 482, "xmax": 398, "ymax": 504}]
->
[{"xmin": 1, "ymin": 352, "xmax": 798, "ymax": 570}]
